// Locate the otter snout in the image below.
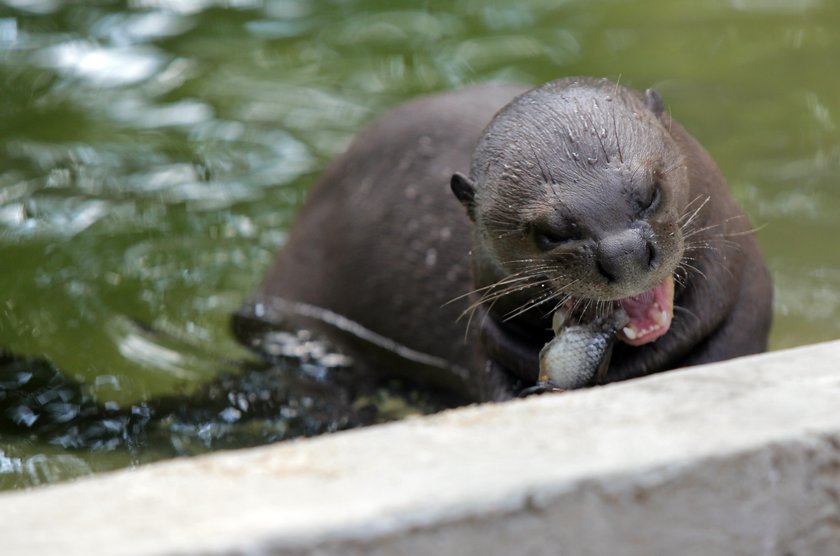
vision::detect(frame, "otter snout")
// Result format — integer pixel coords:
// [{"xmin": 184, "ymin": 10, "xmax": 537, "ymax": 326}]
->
[{"xmin": 596, "ymin": 229, "xmax": 657, "ymax": 285}]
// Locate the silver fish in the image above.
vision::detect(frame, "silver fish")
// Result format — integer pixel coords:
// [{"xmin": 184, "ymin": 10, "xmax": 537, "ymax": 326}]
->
[{"xmin": 537, "ymin": 308, "xmax": 630, "ymax": 391}]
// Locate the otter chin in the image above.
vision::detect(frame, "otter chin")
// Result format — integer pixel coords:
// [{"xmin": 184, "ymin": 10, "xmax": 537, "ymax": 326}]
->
[{"xmin": 234, "ymin": 77, "xmax": 773, "ymax": 403}]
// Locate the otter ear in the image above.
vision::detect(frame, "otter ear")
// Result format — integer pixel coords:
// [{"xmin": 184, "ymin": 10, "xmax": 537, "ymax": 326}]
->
[
  {"xmin": 644, "ymin": 88, "xmax": 665, "ymax": 119},
  {"xmin": 450, "ymin": 172, "xmax": 477, "ymax": 221}
]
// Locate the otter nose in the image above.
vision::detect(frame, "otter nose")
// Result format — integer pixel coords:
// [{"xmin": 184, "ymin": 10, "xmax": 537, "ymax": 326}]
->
[{"xmin": 596, "ymin": 230, "xmax": 656, "ymax": 284}]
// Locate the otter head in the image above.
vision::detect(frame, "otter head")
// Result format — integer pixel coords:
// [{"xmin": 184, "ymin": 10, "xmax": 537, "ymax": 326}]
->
[{"xmin": 451, "ymin": 78, "xmax": 688, "ymax": 346}]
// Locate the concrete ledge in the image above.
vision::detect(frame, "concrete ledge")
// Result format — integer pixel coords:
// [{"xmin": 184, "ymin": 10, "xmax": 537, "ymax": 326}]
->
[{"xmin": 2, "ymin": 341, "xmax": 840, "ymax": 555}]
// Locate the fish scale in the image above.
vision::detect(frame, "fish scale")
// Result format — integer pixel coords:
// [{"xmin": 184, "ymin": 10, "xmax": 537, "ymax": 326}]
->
[{"xmin": 538, "ymin": 309, "xmax": 629, "ymax": 390}]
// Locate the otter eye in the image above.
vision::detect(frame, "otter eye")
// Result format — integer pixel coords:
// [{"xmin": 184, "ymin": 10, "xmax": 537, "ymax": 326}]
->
[
  {"xmin": 532, "ymin": 225, "xmax": 575, "ymax": 251},
  {"xmin": 639, "ymin": 183, "xmax": 661, "ymax": 217}
]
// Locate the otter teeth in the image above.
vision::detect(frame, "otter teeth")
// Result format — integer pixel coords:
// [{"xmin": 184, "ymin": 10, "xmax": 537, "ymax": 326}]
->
[
  {"xmin": 652, "ymin": 307, "xmax": 669, "ymax": 327},
  {"xmin": 622, "ymin": 322, "xmax": 663, "ymax": 340},
  {"xmin": 622, "ymin": 310, "xmax": 668, "ymax": 342},
  {"xmin": 622, "ymin": 326, "xmax": 638, "ymax": 340}
]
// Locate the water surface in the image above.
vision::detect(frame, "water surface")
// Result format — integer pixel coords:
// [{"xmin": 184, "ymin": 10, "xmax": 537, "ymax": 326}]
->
[{"xmin": 2, "ymin": 0, "xmax": 839, "ymax": 489}]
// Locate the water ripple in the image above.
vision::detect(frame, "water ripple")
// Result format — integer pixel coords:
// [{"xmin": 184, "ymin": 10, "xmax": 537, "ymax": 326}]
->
[
  {"xmin": 0, "ymin": 17, "xmax": 16, "ymax": 43},
  {"xmin": 108, "ymin": 96, "xmax": 214, "ymax": 128},
  {"xmin": 38, "ymin": 40, "xmax": 165, "ymax": 87},
  {"xmin": 110, "ymin": 317, "xmax": 198, "ymax": 381},
  {"xmin": 92, "ymin": 11, "xmax": 195, "ymax": 46},
  {"xmin": 245, "ymin": 18, "xmax": 312, "ymax": 39},
  {"xmin": 0, "ymin": 197, "xmax": 109, "ymax": 238},
  {"xmin": 131, "ymin": 0, "xmax": 262, "ymax": 15},
  {"xmin": 1, "ymin": 0, "xmax": 61, "ymax": 14},
  {"xmin": 2, "ymin": 0, "xmax": 840, "ymax": 493}
]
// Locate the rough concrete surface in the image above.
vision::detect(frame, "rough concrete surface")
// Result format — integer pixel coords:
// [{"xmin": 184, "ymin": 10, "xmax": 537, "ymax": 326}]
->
[{"xmin": 1, "ymin": 341, "xmax": 839, "ymax": 556}]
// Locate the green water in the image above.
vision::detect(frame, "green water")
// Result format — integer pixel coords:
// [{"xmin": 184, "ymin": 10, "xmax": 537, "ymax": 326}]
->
[{"xmin": 1, "ymin": 0, "xmax": 839, "ymax": 489}]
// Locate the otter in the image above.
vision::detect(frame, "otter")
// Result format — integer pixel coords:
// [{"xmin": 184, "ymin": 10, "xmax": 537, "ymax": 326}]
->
[{"xmin": 233, "ymin": 77, "xmax": 773, "ymax": 403}]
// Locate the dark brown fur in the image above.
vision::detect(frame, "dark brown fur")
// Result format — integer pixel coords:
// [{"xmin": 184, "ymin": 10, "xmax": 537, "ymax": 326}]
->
[{"xmin": 233, "ymin": 78, "xmax": 772, "ymax": 403}]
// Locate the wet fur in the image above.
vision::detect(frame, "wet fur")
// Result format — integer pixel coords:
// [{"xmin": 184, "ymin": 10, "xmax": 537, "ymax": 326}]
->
[
  {"xmin": 233, "ymin": 78, "xmax": 773, "ymax": 402},
  {"xmin": 460, "ymin": 80, "xmax": 686, "ymax": 319}
]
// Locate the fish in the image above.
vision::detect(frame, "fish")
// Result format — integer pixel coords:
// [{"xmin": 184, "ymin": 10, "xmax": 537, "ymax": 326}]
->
[{"xmin": 534, "ymin": 308, "xmax": 630, "ymax": 392}]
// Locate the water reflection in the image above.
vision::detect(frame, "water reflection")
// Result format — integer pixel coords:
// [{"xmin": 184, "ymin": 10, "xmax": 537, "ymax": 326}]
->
[
  {"xmin": 92, "ymin": 11, "xmax": 194, "ymax": 45},
  {"xmin": 131, "ymin": 0, "xmax": 262, "ymax": 15},
  {"xmin": 0, "ymin": 196, "xmax": 108, "ymax": 238},
  {"xmin": 108, "ymin": 97, "xmax": 213, "ymax": 128},
  {"xmin": 112, "ymin": 318, "xmax": 198, "ymax": 381},
  {"xmin": 1, "ymin": 0, "xmax": 60, "ymax": 15},
  {"xmin": 0, "ymin": 16, "xmax": 15, "ymax": 42},
  {"xmin": 39, "ymin": 41, "xmax": 165, "ymax": 87},
  {"xmin": 244, "ymin": 18, "xmax": 311, "ymax": 39}
]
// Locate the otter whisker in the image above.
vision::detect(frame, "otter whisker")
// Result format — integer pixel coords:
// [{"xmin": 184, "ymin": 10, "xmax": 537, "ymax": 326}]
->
[
  {"xmin": 502, "ymin": 283, "xmax": 572, "ymax": 322},
  {"xmin": 677, "ymin": 195, "xmax": 711, "ymax": 232},
  {"xmin": 482, "ymin": 220, "xmax": 528, "ymax": 236},
  {"xmin": 714, "ymin": 222, "xmax": 768, "ymax": 237},
  {"xmin": 682, "ymin": 220, "xmax": 725, "ymax": 239},
  {"xmin": 485, "ymin": 229, "xmax": 528, "ymax": 240},
  {"xmin": 472, "ymin": 277, "xmax": 552, "ymax": 307},
  {"xmin": 547, "ymin": 293, "xmax": 575, "ymax": 321},
  {"xmin": 500, "ymin": 256, "xmax": 574, "ymax": 266},
  {"xmin": 464, "ymin": 278, "xmax": 553, "ymax": 328},
  {"xmin": 685, "ymin": 248, "xmax": 737, "ymax": 281},
  {"xmin": 611, "ymin": 104, "xmax": 624, "ymax": 164},
  {"xmin": 443, "ymin": 269, "xmax": 551, "ymax": 307},
  {"xmin": 658, "ymin": 158, "xmax": 684, "ymax": 177},
  {"xmin": 465, "ymin": 295, "xmax": 500, "ymax": 341},
  {"xmin": 677, "ymin": 260, "xmax": 708, "ymax": 282},
  {"xmin": 567, "ymin": 296, "xmax": 587, "ymax": 321},
  {"xmin": 672, "ymin": 272, "xmax": 688, "ymax": 289},
  {"xmin": 595, "ymin": 298, "xmax": 617, "ymax": 320},
  {"xmin": 575, "ymin": 299, "xmax": 594, "ymax": 323},
  {"xmin": 682, "ymin": 213, "xmax": 750, "ymax": 240},
  {"xmin": 680, "ymin": 193, "xmax": 709, "ymax": 214},
  {"xmin": 678, "ymin": 194, "xmax": 710, "ymax": 223},
  {"xmin": 458, "ymin": 274, "xmax": 553, "ymax": 322},
  {"xmin": 473, "ymin": 276, "xmax": 556, "ymax": 308},
  {"xmin": 461, "ymin": 266, "xmax": 555, "ymax": 301},
  {"xmin": 463, "ymin": 288, "xmax": 539, "ymax": 339},
  {"xmin": 683, "ymin": 238, "xmax": 739, "ymax": 253}
]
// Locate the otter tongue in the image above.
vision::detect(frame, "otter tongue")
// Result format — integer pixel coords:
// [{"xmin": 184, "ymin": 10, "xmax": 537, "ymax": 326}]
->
[{"xmin": 616, "ymin": 276, "xmax": 675, "ymax": 346}]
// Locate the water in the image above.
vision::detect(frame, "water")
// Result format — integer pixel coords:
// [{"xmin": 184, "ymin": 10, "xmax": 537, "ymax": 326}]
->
[{"xmin": 1, "ymin": 0, "xmax": 839, "ymax": 490}]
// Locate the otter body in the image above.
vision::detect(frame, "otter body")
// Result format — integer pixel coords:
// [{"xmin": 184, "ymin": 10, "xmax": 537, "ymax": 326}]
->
[{"xmin": 233, "ymin": 78, "xmax": 772, "ymax": 403}]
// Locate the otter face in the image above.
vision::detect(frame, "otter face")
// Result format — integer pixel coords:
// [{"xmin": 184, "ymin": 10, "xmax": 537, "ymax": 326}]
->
[
  {"xmin": 457, "ymin": 160, "xmax": 684, "ymax": 298},
  {"xmin": 451, "ymin": 79, "xmax": 689, "ymax": 345}
]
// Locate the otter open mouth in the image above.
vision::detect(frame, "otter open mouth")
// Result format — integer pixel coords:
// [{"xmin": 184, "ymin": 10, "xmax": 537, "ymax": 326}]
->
[{"xmin": 615, "ymin": 275, "xmax": 674, "ymax": 346}]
